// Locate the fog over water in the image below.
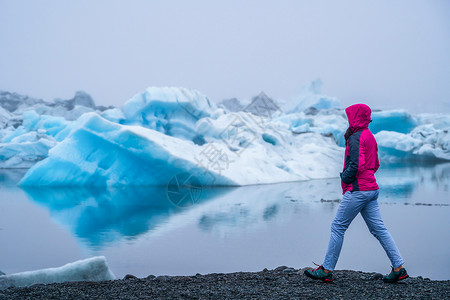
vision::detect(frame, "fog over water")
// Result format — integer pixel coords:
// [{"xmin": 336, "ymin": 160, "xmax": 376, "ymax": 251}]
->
[{"xmin": 1, "ymin": 0, "xmax": 449, "ymax": 113}]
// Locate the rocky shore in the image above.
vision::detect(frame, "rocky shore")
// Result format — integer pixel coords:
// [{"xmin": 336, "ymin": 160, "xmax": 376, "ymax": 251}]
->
[{"xmin": 0, "ymin": 267, "xmax": 448, "ymax": 299}]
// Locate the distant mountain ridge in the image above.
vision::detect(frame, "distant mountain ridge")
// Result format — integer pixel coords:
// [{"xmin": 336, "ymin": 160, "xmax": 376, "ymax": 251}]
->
[{"xmin": 0, "ymin": 90, "xmax": 113, "ymax": 116}]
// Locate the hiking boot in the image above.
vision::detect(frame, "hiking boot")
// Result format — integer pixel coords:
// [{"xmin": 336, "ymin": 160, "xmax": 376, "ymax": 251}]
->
[
  {"xmin": 383, "ymin": 267, "xmax": 409, "ymax": 283},
  {"xmin": 304, "ymin": 265, "xmax": 333, "ymax": 282}
]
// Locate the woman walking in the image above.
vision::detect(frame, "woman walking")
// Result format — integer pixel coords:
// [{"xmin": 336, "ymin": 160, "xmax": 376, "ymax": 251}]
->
[{"xmin": 304, "ymin": 103, "xmax": 408, "ymax": 283}]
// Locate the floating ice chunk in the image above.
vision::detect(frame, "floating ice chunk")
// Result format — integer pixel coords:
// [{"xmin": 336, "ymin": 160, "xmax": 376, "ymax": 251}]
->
[
  {"xmin": 192, "ymin": 111, "xmax": 343, "ymax": 183},
  {"xmin": 0, "ymin": 110, "xmax": 68, "ymax": 168},
  {"xmin": 310, "ymin": 113, "xmax": 347, "ymax": 146},
  {"xmin": 288, "ymin": 79, "xmax": 341, "ymax": 113},
  {"xmin": 411, "ymin": 125, "xmax": 450, "ymax": 160},
  {"xmin": 19, "ymin": 111, "xmax": 343, "ymax": 186},
  {"xmin": 370, "ymin": 110, "xmax": 418, "ymax": 134},
  {"xmin": 365, "ymin": 110, "xmax": 449, "ymax": 161},
  {"xmin": 0, "ymin": 91, "xmax": 104, "ymax": 169},
  {"xmin": 417, "ymin": 113, "xmax": 450, "ymax": 130},
  {"xmin": 375, "ymin": 125, "xmax": 450, "ymax": 161},
  {"xmin": 122, "ymin": 87, "xmax": 216, "ymax": 143},
  {"xmin": 272, "ymin": 111, "xmax": 347, "ymax": 145},
  {"xmin": 275, "ymin": 114, "xmax": 312, "ymax": 134},
  {"xmin": 0, "ymin": 137, "xmax": 56, "ymax": 168},
  {"xmin": 10, "ymin": 131, "xmax": 39, "ymax": 143},
  {"xmin": 376, "ymin": 131, "xmax": 421, "ymax": 152},
  {"xmin": 22, "ymin": 110, "xmax": 70, "ymax": 141},
  {"xmin": 1, "ymin": 126, "xmax": 28, "ymax": 143},
  {"xmin": 19, "ymin": 113, "xmax": 234, "ymax": 186},
  {"xmin": 101, "ymin": 108, "xmax": 126, "ymax": 124},
  {"xmin": 0, "ymin": 256, "xmax": 115, "ymax": 289}
]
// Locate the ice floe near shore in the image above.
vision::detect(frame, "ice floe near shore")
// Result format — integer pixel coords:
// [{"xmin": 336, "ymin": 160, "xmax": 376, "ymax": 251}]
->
[{"xmin": 0, "ymin": 256, "xmax": 115, "ymax": 289}]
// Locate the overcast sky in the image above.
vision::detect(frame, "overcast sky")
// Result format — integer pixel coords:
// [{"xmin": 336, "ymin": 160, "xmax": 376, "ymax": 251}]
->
[{"xmin": 1, "ymin": 0, "xmax": 449, "ymax": 113}]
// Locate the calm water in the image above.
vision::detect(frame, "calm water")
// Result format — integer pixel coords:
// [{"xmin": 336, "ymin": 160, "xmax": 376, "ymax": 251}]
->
[{"xmin": 0, "ymin": 163, "xmax": 449, "ymax": 280}]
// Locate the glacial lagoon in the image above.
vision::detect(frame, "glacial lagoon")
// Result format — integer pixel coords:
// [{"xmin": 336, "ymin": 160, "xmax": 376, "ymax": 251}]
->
[{"xmin": 0, "ymin": 163, "xmax": 449, "ymax": 280}]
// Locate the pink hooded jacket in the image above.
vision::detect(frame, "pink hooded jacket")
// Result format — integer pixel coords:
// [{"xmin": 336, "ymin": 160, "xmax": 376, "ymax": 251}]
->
[{"xmin": 340, "ymin": 104, "xmax": 380, "ymax": 194}]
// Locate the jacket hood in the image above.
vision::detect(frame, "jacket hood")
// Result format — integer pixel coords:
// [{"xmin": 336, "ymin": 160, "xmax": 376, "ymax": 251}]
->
[{"xmin": 345, "ymin": 104, "xmax": 371, "ymax": 131}]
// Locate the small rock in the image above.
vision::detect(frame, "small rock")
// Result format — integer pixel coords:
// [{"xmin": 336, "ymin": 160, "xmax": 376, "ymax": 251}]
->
[
  {"xmin": 274, "ymin": 266, "xmax": 288, "ymax": 272},
  {"xmin": 417, "ymin": 276, "xmax": 423, "ymax": 280},
  {"xmin": 424, "ymin": 277, "xmax": 431, "ymax": 281},
  {"xmin": 179, "ymin": 276, "xmax": 193, "ymax": 281},
  {"xmin": 29, "ymin": 283, "xmax": 46, "ymax": 289},
  {"xmin": 283, "ymin": 268, "xmax": 295, "ymax": 272},
  {"xmin": 155, "ymin": 275, "xmax": 170, "ymax": 281},
  {"xmin": 304, "ymin": 107, "xmax": 319, "ymax": 116},
  {"xmin": 370, "ymin": 273, "xmax": 383, "ymax": 280},
  {"xmin": 0, "ymin": 270, "xmax": 5, "ymax": 276},
  {"xmin": 123, "ymin": 274, "xmax": 138, "ymax": 280},
  {"xmin": 262, "ymin": 268, "xmax": 268, "ymax": 272},
  {"xmin": 146, "ymin": 275, "xmax": 156, "ymax": 280},
  {"xmin": 298, "ymin": 267, "xmax": 312, "ymax": 274}
]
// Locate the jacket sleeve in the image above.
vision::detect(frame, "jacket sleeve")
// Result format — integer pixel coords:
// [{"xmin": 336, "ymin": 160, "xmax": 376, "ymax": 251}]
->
[
  {"xmin": 340, "ymin": 134, "xmax": 360, "ymax": 184},
  {"xmin": 374, "ymin": 145, "xmax": 380, "ymax": 173}
]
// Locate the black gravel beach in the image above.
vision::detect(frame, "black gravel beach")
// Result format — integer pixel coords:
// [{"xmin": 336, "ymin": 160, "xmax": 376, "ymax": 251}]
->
[{"xmin": 1, "ymin": 267, "xmax": 448, "ymax": 299}]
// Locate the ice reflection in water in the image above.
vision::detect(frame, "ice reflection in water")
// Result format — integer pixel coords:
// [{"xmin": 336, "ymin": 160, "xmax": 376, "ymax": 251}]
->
[
  {"xmin": 20, "ymin": 163, "xmax": 450, "ymax": 249},
  {"xmin": 22, "ymin": 186, "xmax": 233, "ymax": 249}
]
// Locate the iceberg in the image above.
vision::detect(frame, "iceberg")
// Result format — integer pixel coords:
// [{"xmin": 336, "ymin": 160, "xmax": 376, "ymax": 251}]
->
[
  {"xmin": 19, "ymin": 111, "xmax": 343, "ymax": 186},
  {"xmin": 376, "ymin": 124, "xmax": 450, "ymax": 162},
  {"xmin": 0, "ymin": 91, "xmax": 106, "ymax": 168},
  {"xmin": 2, "ymin": 84, "xmax": 450, "ymax": 182},
  {"xmin": 0, "ymin": 137, "xmax": 56, "ymax": 168},
  {"xmin": 21, "ymin": 110, "xmax": 70, "ymax": 141},
  {"xmin": 19, "ymin": 113, "xmax": 232, "ymax": 186},
  {"xmin": 369, "ymin": 110, "xmax": 418, "ymax": 134},
  {"xmin": 0, "ymin": 256, "xmax": 115, "ymax": 289},
  {"xmin": 0, "ymin": 111, "xmax": 68, "ymax": 168}
]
